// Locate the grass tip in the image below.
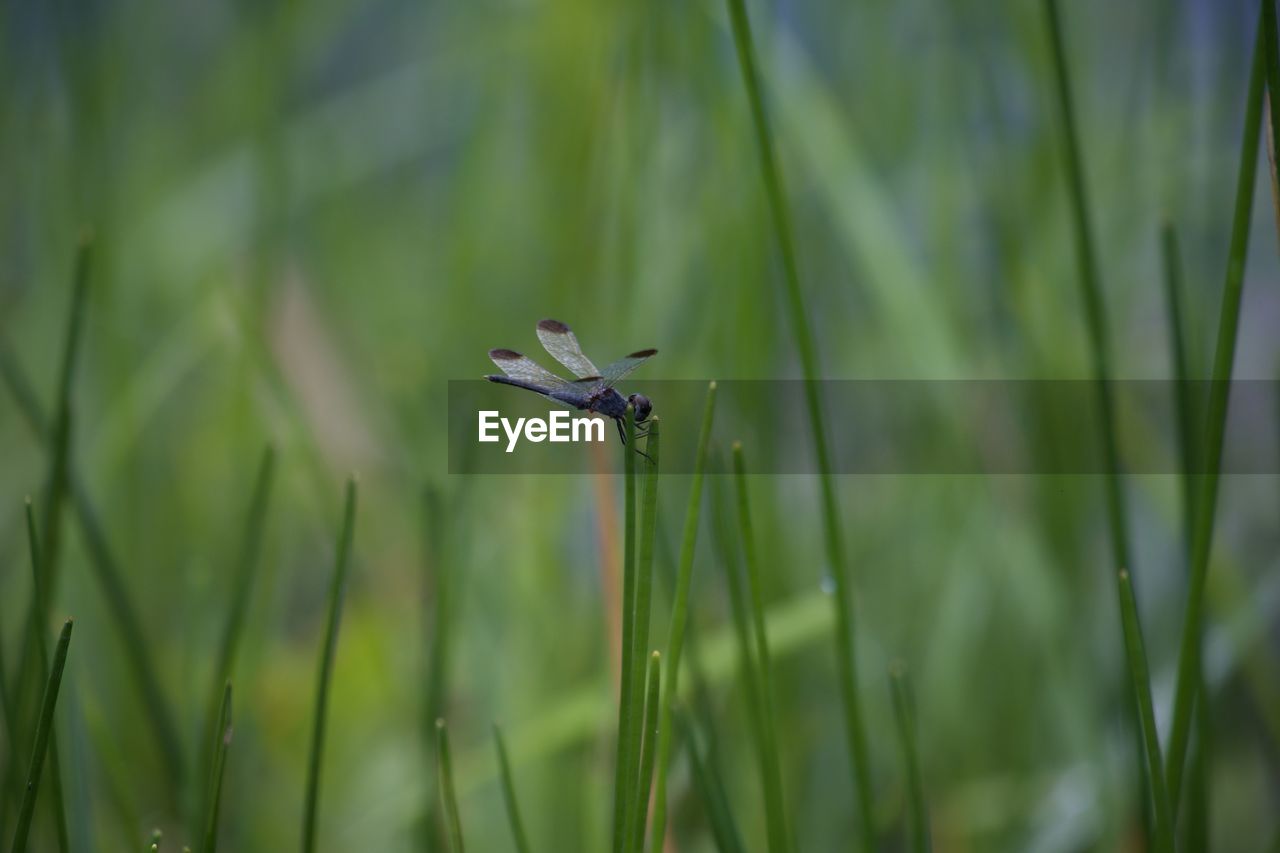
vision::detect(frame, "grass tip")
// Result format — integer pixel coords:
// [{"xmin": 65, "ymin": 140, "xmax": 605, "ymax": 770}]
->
[
  {"xmin": 78, "ymin": 226, "xmax": 95, "ymax": 247},
  {"xmin": 436, "ymin": 717, "xmax": 447, "ymax": 732},
  {"xmin": 708, "ymin": 380, "xmax": 718, "ymax": 390},
  {"xmin": 731, "ymin": 439, "xmax": 743, "ymax": 451},
  {"xmin": 888, "ymin": 659, "xmax": 908, "ymax": 679}
]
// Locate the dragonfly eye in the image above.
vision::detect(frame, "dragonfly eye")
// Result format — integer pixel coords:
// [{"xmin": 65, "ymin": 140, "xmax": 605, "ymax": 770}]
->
[{"xmin": 628, "ymin": 394, "xmax": 652, "ymax": 422}]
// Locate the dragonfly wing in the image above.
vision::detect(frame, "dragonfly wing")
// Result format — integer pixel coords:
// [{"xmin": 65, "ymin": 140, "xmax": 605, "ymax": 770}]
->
[
  {"xmin": 536, "ymin": 319, "xmax": 601, "ymax": 379},
  {"xmin": 488, "ymin": 349, "xmax": 577, "ymax": 392},
  {"xmin": 599, "ymin": 348, "xmax": 657, "ymax": 389}
]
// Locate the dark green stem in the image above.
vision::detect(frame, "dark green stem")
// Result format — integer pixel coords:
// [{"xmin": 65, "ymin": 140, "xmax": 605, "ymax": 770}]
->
[{"xmin": 9, "ymin": 619, "xmax": 73, "ymax": 853}]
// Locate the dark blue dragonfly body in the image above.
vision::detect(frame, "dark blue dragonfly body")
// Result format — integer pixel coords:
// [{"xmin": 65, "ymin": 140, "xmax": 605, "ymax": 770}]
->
[{"xmin": 486, "ymin": 319, "xmax": 656, "ymax": 445}]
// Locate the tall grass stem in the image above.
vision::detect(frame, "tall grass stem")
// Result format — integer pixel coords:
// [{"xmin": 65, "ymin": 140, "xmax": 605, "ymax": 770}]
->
[
  {"xmin": 492, "ymin": 725, "xmax": 531, "ymax": 853},
  {"xmin": 436, "ymin": 720, "xmax": 465, "ymax": 853},
  {"xmin": 300, "ymin": 479, "xmax": 357, "ymax": 853},
  {"xmin": 888, "ymin": 664, "xmax": 929, "ymax": 853},
  {"xmin": 9, "ymin": 619, "xmax": 73, "ymax": 853}
]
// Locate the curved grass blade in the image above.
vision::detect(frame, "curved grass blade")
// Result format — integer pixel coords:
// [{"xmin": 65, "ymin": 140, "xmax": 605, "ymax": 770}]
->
[
  {"xmin": 300, "ymin": 478, "xmax": 357, "ymax": 853},
  {"xmin": 888, "ymin": 664, "xmax": 929, "ymax": 853},
  {"xmin": 492, "ymin": 724, "xmax": 531, "ymax": 853},
  {"xmin": 1262, "ymin": 0, "xmax": 1280, "ymax": 240},
  {"xmin": 611, "ymin": 406, "xmax": 640, "ymax": 852},
  {"xmin": 1043, "ymin": 2, "xmax": 1171, "ymax": 846},
  {"xmin": 23, "ymin": 502, "xmax": 69, "ymax": 853},
  {"xmin": 198, "ymin": 447, "xmax": 274, "ymax": 829},
  {"xmin": 628, "ymin": 652, "xmax": 661, "ymax": 853},
  {"xmin": 1166, "ymin": 11, "xmax": 1267, "ymax": 816},
  {"xmin": 201, "ymin": 683, "xmax": 233, "ymax": 853},
  {"xmin": 0, "ymin": 347, "xmax": 184, "ymax": 784},
  {"xmin": 436, "ymin": 720, "xmax": 465, "ymax": 853},
  {"xmin": 651, "ymin": 382, "xmax": 716, "ymax": 849},
  {"xmin": 732, "ymin": 444, "xmax": 789, "ymax": 853},
  {"xmin": 722, "ymin": 1, "xmax": 873, "ymax": 844},
  {"xmin": 9, "ymin": 619, "xmax": 73, "ymax": 853}
]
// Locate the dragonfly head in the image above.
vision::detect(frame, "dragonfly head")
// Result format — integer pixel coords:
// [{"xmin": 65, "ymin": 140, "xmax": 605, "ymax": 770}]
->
[{"xmin": 628, "ymin": 394, "xmax": 652, "ymax": 423}]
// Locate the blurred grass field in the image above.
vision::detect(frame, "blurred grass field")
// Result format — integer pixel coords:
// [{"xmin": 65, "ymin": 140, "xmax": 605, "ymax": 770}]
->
[{"xmin": 2, "ymin": 0, "xmax": 1280, "ymax": 850}]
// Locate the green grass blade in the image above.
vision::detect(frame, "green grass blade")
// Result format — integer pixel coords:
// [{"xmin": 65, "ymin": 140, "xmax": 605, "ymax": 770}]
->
[
  {"xmin": 199, "ymin": 447, "xmax": 274, "ymax": 828},
  {"xmin": 9, "ymin": 619, "xmax": 73, "ymax": 853},
  {"xmin": 722, "ymin": 1, "xmax": 874, "ymax": 843},
  {"xmin": 674, "ymin": 709, "xmax": 745, "ymax": 853},
  {"xmin": 23, "ymin": 501, "xmax": 70, "ymax": 853},
  {"xmin": 300, "ymin": 478, "xmax": 357, "ymax": 853},
  {"xmin": 1043, "ymin": 2, "xmax": 1171, "ymax": 845},
  {"xmin": 492, "ymin": 724, "xmax": 531, "ymax": 853},
  {"xmin": 629, "ymin": 652, "xmax": 661, "ymax": 853},
  {"xmin": 1262, "ymin": 0, "xmax": 1280, "ymax": 237},
  {"xmin": 422, "ymin": 484, "xmax": 456, "ymax": 846},
  {"xmin": 732, "ymin": 444, "xmax": 789, "ymax": 853},
  {"xmin": 623, "ymin": 421, "xmax": 661, "ymax": 852},
  {"xmin": 0, "ymin": 347, "xmax": 185, "ymax": 785},
  {"xmin": 1160, "ymin": 221, "xmax": 1211, "ymax": 843},
  {"xmin": 611, "ymin": 406, "xmax": 640, "ymax": 852},
  {"xmin": 38, "ymin": 233, "xmax": 91, "ymax": 612},
  {"xmin": 1166, "ymin": 11, "xmax": 1266, "ymax": 816},
  {"xmin": 201, "ymin": 683, "xmax": 232, "ymax": 853},
  {"xmin": 888, "ymin": 664, "xmax": 929, "ymax": 853},
  {"xmin": 650, "ymin": 382, "xmax": 716, "ymax": 849},
  {"xmin": 436, "ymin": 720, "xmax": 466, "ymax": 853},
  {"xmin": 1116, "ymin": 570, "xmax": 1173, "ymax": 850}
]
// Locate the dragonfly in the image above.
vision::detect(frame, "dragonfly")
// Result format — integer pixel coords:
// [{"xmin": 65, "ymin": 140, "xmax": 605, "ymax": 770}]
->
[{"xmin": 486, "ymin": 319, "xmax": 657, "ymax": 447}]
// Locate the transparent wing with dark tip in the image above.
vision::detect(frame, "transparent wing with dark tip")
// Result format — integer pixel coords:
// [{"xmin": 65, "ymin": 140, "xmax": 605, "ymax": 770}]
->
[
  {"xmin": 487, "ymin": 348, "xmax": 589, "ymax": 409},
  {"xmin": 599, "ymin": 348, "xmax": 657, "ymax": 389},
  {"xmin": 536, "ymin": 319, "xmax": 601, "ymax": 379}
]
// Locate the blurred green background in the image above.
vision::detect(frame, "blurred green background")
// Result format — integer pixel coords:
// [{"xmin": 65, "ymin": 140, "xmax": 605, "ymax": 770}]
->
[{"xmin": 2, "ymin": 0, "xmax": 1279, "ymax": 849}]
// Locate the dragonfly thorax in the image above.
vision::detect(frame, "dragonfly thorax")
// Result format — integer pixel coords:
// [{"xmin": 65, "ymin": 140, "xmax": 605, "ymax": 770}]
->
[{"xmin": 587, "ymin": 387, "xmax": 629, "ymax": 419}]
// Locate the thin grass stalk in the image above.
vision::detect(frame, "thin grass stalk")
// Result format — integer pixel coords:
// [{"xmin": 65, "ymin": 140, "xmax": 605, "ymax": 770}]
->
[
  {"xmin": 0, "ymin": 348, "xmax": 184, "ymax": 783},
  {"xmin": 721, "ymin": 2, "xmax": 874, "ymax": 845},
  {"xmin": 1166, "ymin": 15, "xmax": 1266, "ymax": 815},
  {"xmin": 709, "ymin": 457, "xmax": 773, "ymax": 844},
  {"xmin": 1262, "ymin": 0, "xmax": 1280, "ymax": 240},
  {"xmin": 650, "ymin": 383, "xmax": 717, "ymax": 848},
  {"xmin": 9, "ymin": 619, "xmax": 73, "ymax": 853},
  {"xmin": 675, "ymin": 709, "xmax": 745, "ymax": 853},
  {"xmin": 37, "ymin": 234, "xmax": 91, "ymax": 613},
  {"xmin": 732, "ymin": 444, "xmax": 790, "ymax": 853},
  {"xmin": 201, "ymin": 683, "xmax": 232, "ymax": 853},
  {"xmin": 492, "ymin": 725, "xmax": 531, "ymax": 853},
  {"xmin": 436, "ymin": 720, "xmax": 465, "ymax": 853},
  {"xmin": 1161, "ymin": 221, "xmax": 1211, "ymax": 844},
  {"xmin": 422, "ymin": 485, "xmax": 454, "ymax": 846},
  {"xmin": 198, "ymin": 447, "xmax": 274, "ymax": 829},
  {"xmin": 629, "ymin": 652, "xmax": 661, "ymax": 853},
  {"xmin": 623, "ymin": 423, "xmax": 661, "ymax": 851},
  {"xmin": 888, "ymin": 664, "xmax": 929, "ymax": 853},
  {"xmin": 300, "ymin": 479, "xmax": 357, "ymax": 853},
  {"xmin": 1043, "ymin": 2, "xmax": 1171, "ymax": 845},
  {"xmin": 23, "ymin": 503, "xmax": 69, "ymax": 853},
  {"xmin": 0, "ymin": 600, "xmax": 20, "ymax": 834},
  {"xmin": 611, "ymin": 407, "xmax": 640, "ymax": 851}
]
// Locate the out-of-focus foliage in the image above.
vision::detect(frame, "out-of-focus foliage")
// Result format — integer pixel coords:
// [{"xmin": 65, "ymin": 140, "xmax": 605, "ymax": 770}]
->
[{"xmin": 1, "ymin": 0, "xmax": 1278, "ymax": 850}]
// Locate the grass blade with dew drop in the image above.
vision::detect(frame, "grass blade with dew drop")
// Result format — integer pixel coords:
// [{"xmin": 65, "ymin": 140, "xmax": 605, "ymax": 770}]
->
[
  {"xmin": 436, "ymin": 720, "xmax": 465, "ymax": 853},
  {"xmin": 1043, "ymin": 2, "xmax": 1171, "ymax": 845},
  {"xmin": 9, "ymin": 619, "xmax": 73, "ymax": 853},
  {"xmin": 611, "ymin": 406, "xmax": 640, "ymax": 852},
  {"xmin": 629, "ymin": 652, "xmax": 661, "ymax": 853},
  {"xmin": 492, "ymin": 724, "xmax": 531, "ymax": 853},
  {"xmin": 23, "ymin": 502, "xmax": 70, "ymax": 853},
  {"xmin": 888, "ymin": 663, "xmax": 929, "ymax": 853},
  {"xmin": 197, "ymin": 447, "xmax": 274, "ymax": 831},
  {"xmin": 722, "ymin": 0, "xmax": 874, "ymax": 843},
  {"xmin": 732, "ymin": 443, "xmax": 790, "ymax": 853},
  {"xmin": 0, "ymin": 347, "xmax": 185, "ymax": 786},
  {"xmin": 300, "ymin": 478, "xmax": 357, "ymax": 853},
  {"xmin": 651, "ymin": 382, "xmax": 717, "ymax": 849},
  {"xmin": 623, "ymin": 422, "xmax": 661, "ymax": 852},
  {"xmin": 201, "ymin": 683, "xmax": 232, "ymax": 853},
  {"xmin": 1166, "ymin": 9, "xmax": 1266, "ymax": 816}
]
